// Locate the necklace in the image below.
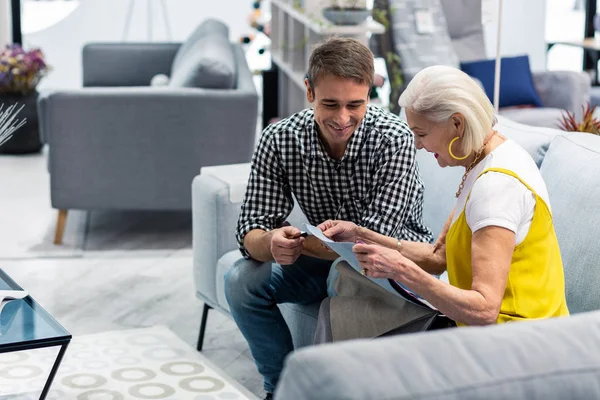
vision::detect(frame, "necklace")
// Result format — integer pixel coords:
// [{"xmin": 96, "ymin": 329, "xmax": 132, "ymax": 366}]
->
[{"xmin": 455, "ymin": 130, "xmax": 497, "ymax": 198}]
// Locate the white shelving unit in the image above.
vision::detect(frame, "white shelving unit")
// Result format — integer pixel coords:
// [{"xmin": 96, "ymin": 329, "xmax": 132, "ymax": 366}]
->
[{"xmin": 270, "ymin": 0, "xmax": 385, "ymax": 117}]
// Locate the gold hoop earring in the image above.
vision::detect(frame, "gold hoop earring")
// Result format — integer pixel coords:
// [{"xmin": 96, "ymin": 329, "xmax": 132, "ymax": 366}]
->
[{"xmin": 448, "ymin": 137, "xmax": 469, "ymax": 160}]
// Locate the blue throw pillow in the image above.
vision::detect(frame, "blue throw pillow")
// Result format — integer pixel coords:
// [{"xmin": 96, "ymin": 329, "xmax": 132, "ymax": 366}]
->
[{"xmin": 460, "ymin": 55, "xmax": 543, "ymax": 108}]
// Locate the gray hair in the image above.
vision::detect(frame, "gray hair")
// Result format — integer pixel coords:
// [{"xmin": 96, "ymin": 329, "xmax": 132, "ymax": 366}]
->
[{"xmin": 398, "ymin": 66, "xmax": 497, "ymax": 155}]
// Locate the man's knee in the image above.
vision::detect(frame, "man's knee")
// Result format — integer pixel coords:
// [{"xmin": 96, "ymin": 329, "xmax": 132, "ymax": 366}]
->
[{"xmin": 224, "ymin": 258, "xmax": 272, "ymax": 305}]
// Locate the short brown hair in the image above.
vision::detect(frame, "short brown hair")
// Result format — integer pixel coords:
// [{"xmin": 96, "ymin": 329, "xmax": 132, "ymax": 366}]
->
[{"xmin": 307, "ymin": 37, "xmax": 374, "ymax": 90}]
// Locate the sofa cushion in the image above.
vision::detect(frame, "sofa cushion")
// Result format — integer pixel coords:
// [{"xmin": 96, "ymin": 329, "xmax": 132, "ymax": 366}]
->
[
  {"xmin": 171, "ymin": 18, "xmax": 229, "ymax": 73},
  {"xmin": 540, "ymin": 133, "xmax": 600, "ymax": 314},
  {"xmin": 495, "ymin": 115, "xmax": 563, "ymax": 167},
  {"xmin": 169, "ymin": 34, "xmax": 236, "ymax": 89},
  {"xmin": 416, "ymin": 149, "xmax": 462, "ymax": 239},
  {"xmin": 460, "ymin": 55, "xmax": 543, "ymax": 108},
  {"xmin": 499, "ymin": 107, "xmax": 564, "ymax": 129},
  {"xmin": 276, "ymin": 311, "xmax": 600, "ymax": 400}
]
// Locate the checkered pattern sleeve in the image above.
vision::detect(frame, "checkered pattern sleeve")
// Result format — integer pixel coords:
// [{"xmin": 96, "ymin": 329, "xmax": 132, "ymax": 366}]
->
[
  {"xmin": 235, "ymin": 127, "xmax": 294, "ymax": 259},
  {"xmin": 360, "ymin": 124, "xmax": 426, "ymax": 241}
]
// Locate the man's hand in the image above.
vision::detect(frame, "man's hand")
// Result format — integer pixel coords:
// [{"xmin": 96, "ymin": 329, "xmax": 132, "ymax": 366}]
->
[
  {"xmin": 318, "ymin": 220, "xmax": 360, "ymax": 243},
  {"xmin": 271, "ymin": 226, "xmax": 305, "ymax": 265}
]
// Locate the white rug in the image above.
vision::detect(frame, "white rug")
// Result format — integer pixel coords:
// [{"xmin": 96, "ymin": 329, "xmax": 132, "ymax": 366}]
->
[{"xmin": 0, "ymin": 326, "xmax": 257, "ymax": 400}]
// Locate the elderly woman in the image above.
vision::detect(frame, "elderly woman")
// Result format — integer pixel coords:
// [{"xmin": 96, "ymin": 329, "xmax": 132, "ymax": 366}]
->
[{"xmin": 317, "ymin": 65, "xmax": 569, "ymax": 337}]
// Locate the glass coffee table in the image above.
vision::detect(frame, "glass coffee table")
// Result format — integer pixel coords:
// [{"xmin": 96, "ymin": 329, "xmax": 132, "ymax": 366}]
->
[{"xmin": 0, "ymin": 269, "xmax": 71, "ymax": 399}]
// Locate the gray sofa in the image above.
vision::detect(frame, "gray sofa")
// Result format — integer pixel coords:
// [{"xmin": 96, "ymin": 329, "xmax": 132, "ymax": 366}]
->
[
  {"xmin": 38, "ymin": 19, "xmax": 258, "ymax": 244},
  {"xmin": 193, "ymin": 117, "xmax": 600, "ymax": 397},
  {"xmin": 273, "ymin": 120, "xmax": 600, "ymax": 398}
]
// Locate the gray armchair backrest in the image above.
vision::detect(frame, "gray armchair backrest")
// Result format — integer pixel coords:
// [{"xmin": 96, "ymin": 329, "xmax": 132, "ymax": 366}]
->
[
  {"xmin": 439, "ymin": 0, "xmax": 486, "ymax": 62},
  {"xmin": 83, "ymin": 43, "xmax": 181, "ymax": 87}
]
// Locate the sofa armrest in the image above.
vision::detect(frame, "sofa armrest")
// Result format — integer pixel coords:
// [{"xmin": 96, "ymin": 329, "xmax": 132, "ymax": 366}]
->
[
  {"xmin": 277, "ymin": 312, "xmax": 600, "ymax": 400},
  {"xmin": 532, "ymin": 71, "xmax": 591, "ymax": 116},
  {"xmin": 192, "ymin": 168, "xmax": 250, "ymax": 305},
  {"xmin": 82, "ymin": 42, "xmax": 181, "ymax": 87}
]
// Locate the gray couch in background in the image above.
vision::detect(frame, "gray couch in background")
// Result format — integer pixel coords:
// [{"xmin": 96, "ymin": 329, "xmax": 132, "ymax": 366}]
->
[
  {"xmin": 38, "ymin": 19, "xmax": 258, "ymax": 244},
  {"xmin": 193, "ymin": 117, "xmax": 600, "ymax": 397}
]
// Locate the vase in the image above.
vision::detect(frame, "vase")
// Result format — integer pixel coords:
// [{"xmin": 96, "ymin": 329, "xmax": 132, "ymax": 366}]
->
[
  {"xmin": 322, "ymin": 7, "xmax": 370, "ymax": 26},
  {"xmin": 0, "ymin": 91, "xmax": 42, "ymax": 154}
]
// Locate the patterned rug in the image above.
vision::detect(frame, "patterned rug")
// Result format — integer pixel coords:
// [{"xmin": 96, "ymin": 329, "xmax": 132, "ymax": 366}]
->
[{"xmin": 0, "ymin": 326, "xmax": 257, "ymax": 399}]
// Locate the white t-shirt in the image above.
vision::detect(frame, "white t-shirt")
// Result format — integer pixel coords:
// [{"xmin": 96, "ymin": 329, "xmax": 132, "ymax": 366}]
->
[{"xmin": 451, "ymin": 140, "xmax": 551, "ymax": 245}]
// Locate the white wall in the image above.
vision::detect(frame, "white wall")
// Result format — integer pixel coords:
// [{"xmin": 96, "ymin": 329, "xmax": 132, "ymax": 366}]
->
[
  {"xmin": 27, "ymin": 0, "xmax": 548, "ymax": 89},
  {"xmin": 0, "ymin": 0, "xmax": 11, "ymax": 49},
  {"xmin": 24, "ymin": 0, "xmax": 251, "ymax": 90},
  {"xmin": 483, "ymin": 0, "xmax": 547, "ymax": 72}
]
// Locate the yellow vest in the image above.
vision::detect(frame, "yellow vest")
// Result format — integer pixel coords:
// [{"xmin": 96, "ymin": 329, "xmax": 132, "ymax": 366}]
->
[{"xmin": 446, "ymin": 167, "xmax": 569, "ymax": 326}]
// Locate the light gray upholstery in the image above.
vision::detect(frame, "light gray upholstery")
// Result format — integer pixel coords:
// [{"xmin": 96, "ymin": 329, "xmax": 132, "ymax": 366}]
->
[
  {"xmin": 171, "ymin": 18, "xmax": 230, "ymax": 72},
  {"xmin": 540, "ymin": 133, "xmax": 600, "ymax": 314},
  {"xmin": 39, "ymin": 36, "xmax": 258, "ymax": 211},
  {"xmin": 498, "ymin": 107, "xmax": 564, "ymax": 129},
  {"xmin": 169, "ymin": 36, "xmax": 236, "ymax": 89},
  {"xmin": 193, "ymin": 119, "xmax": 600, "ymax": 397},
  {"xmin": 493, "ymin": 116, "xmax": 564, "ymax": 166},
  {"xmin": 192, "ymin": 174, "xmax": 243, "ymax": 309},
  {"xmin": 192, "ymin": 169, "xmax": 321, "ymax": 347},
  {"xmin": 531, "ymin": 70, "xmax": 592, "ymax": 119},
  {"xmin": 82, "ymin": 43, "xmax": 180, "ymax": 87},
  {"xmin": 590, "ymin": 86, "xmax": 600, "ymax": 108},
  {"xmin": 277, "ymin": 311, "xmax": 600, "ymax": 400},
  {"xmin": 415, "ymin": 149, "xmax": 461, "ymax": 240}
]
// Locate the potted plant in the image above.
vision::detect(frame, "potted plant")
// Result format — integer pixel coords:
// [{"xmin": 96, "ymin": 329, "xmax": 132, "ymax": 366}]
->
[
  {"xmin": 558, "ymin": 102, "xmax": 600, "ymax": 135},
  {"xmin": 323, "ymin": 0, "xmax": 371, "ymax": 26},
  {"xmin": 0, "ymin": 44, "xmax": 49, "ymax": 154}
]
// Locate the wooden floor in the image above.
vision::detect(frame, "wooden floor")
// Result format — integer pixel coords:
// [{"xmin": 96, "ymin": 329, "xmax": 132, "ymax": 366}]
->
[{"xmin": 0, "ymin": 150, "xmax": 266, "ymax": 398}]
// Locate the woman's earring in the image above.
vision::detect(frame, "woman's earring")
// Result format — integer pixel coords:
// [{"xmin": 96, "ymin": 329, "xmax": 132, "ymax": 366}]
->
[{"xmin": 448, "ymin": 137, "xmax": 469, "ymax": 160}]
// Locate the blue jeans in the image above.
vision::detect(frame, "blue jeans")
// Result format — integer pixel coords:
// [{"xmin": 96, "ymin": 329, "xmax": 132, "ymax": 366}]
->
[{"xmin": 224, "ymin": 255, "xmax": 333, "ymax": 393}]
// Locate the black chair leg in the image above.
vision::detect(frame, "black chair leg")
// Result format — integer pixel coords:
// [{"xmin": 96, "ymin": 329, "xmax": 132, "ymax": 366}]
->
[{"xmin": 197, "ymin": 303, "xmax": 212, "ymax": 351}]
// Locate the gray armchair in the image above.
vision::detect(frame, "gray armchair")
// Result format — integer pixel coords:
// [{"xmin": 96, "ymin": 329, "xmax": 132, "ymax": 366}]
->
[{"xmin": 38, "ymin": 34, "xmax": 258, "ymax": 244}]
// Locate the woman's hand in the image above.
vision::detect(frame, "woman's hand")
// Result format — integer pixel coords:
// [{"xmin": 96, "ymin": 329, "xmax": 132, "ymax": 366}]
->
[
  {"xmin": 318, "ymin": 220, "xmax": 360, "ymax": 243},
  {"xmin": 353, "ymin": 242, "xmax": 416, "ymax": 281}
]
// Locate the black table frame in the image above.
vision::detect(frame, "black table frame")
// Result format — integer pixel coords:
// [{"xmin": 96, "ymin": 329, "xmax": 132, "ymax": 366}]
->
[
  {"xmin": 0, "ymin": 339, "xmax": 70, "ymax": 399},
  {"xmin": 0, "ymin": 270, "xmax": 71, "ymax": 400}
]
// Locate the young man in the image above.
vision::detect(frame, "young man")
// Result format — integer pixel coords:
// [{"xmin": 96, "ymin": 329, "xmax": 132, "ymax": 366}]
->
[{"xmin": 225, "ymin": 37, "xmax": 432, "ymax": 399}]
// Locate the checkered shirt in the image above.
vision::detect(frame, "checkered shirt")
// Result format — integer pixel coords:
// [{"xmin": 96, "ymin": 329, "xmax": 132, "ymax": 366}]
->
[{"xmin": 236, "ymin": 105, "xmax": 433, "ymax": 259}]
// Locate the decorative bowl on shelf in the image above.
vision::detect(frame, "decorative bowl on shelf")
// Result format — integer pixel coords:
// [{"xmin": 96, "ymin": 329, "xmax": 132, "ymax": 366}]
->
[{"xmin": 322, "ymin": 7, "xmax": 371, "ymax": 26}]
